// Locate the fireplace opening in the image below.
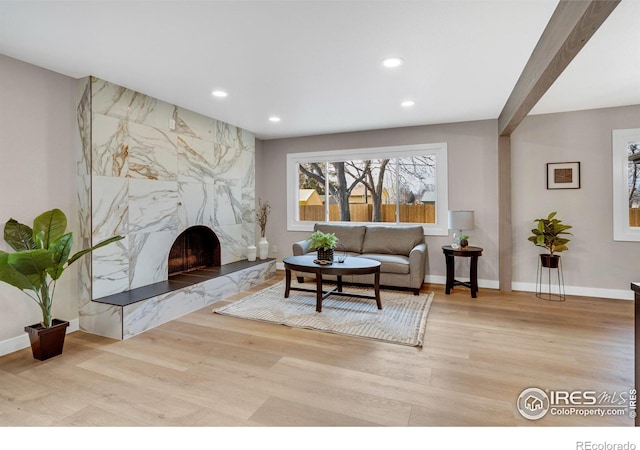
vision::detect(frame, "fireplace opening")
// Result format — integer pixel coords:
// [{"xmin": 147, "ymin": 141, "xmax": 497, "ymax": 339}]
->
[{"xmin": 168, "ymin": 226, "xmax": 221, "ymax": 277}]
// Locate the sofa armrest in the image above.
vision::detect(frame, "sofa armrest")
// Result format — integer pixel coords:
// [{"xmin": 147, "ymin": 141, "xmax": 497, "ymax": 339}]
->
[
  {"xmin": 409, "ymin": 242, "xmax": 427, "ymax": 286},
  {"xmin": 292, "ymin": 239, "xmax": 312, "ymax": 256}
]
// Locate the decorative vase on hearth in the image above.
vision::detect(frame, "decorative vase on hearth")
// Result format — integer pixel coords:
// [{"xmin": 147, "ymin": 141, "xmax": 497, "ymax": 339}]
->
[
  {"xmin": 247, "ymin": 245, "xmax": 257, "ymax": 262},
  {"xmin": 258, "ymin": 237, "xmax": 269, "ymax": 260}
]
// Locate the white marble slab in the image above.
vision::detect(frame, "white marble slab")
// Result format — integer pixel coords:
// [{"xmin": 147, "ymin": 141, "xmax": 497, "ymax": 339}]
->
[
  {"xmin": 123, "ymin": 284, "xmax": 204, "ymax": 339},
  {"xmin": 128, "ymin": 121, "xmax": 178, "ymax": 181},
  {"xmin": 129, "ymin": 231, "xmax": 173, "ymax": 289},
  {"xmin": 92, "ymin": 236, "xmax": 130, "ymax": 298},
  {"xmin": 79, "ymin": 301, "xmax": 124, "ymax": 341},
  {"xmin": 174, "ymin": 107, "xmax": 214, "ymax": 141},
  {"xmin": 92, "ymin": 114, "xmax": 128, "ymax": 177},
  {"xmin": 213, "ymin": 181, "xmax": 243, "ymax": 226},
  {"xmin": 92, "ymin": 176, "xmax": 128, "ymax": 241},
  {"xmin": 177, "ymin": 135, "xmax": 215, "ymax": 184},
  {"xmin": 177, "ymin": 182, "xmax": 214, "ymax": 229},
  {"xmin": 128, "ymin": 179, "xmax": 178, "ymax": 234}
]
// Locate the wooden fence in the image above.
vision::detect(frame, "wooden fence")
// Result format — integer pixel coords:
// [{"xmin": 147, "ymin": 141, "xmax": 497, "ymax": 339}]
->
[
  {"xmin": 299, "ymin": 203, "xmax": 436, "ymax": 224},
  {"xmin": 631, "ymin": 208, "xmax": 640, "ymax": 227}
]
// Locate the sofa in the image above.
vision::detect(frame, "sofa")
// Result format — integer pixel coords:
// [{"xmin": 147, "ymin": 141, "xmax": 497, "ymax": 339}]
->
[{"xmin": 292, "ymin": 223, "xmax": 427, "ymax": 295}]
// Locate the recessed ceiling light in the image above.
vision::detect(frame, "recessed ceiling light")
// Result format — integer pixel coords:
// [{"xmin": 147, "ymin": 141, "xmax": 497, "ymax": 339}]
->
[
  {"xmin": 211, "ymin": 90, "xmax": 228, "ymax": 98},
  {"xmin": 269, "ymin": 116, "xmax": 281, "ymax": 123},
  {"xmin": 401, "ymin": 100, "xmax": 415, "ymax": 107},
  {"xmin": 382, "ymin": 57, "xmax": 404, "ymax": 68}
]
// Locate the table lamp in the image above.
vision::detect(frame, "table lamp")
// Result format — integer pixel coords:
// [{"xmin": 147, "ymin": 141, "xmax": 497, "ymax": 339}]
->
[{"xmin": 448, "ymin": 210, "xmax": 474, "ymax": 249}]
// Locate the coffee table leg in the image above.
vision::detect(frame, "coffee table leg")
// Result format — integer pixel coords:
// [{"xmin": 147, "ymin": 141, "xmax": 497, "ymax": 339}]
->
[
  {"xmin": 374, "ymin": 270, "xmax": 382, "ymax": 309},
  {"xmin": 316, "ymin": 272, "xmax": 323, "ymax": 312},
  {"xmin": 285, "ymin": 268, "xmax": 292, "ymax": 298},
  {"xmin": 337, "ymin": 275, "xmax": 343, "ymax": 292}
]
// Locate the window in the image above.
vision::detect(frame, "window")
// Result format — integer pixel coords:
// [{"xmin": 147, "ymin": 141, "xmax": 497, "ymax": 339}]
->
[
  {"xmin": 286, "ymin": 143, "xmax": 448, "ymax": 235},
  {"xmin": 612, "ymin": 128, "xmax": 640, "ymax": 241}
]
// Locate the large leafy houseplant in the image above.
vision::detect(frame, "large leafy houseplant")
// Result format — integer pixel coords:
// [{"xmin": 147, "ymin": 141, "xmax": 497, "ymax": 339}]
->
[
  {"xmin": 307, "ymin": 230, "xmax": 338, "ymax": 263},
  {"xmin": 528, "ymin": 211, "xmax": 572, "ymax": 266},
  {"xmin": 0, "ymin": 208, "xmax": 123, "ymax": 328}
]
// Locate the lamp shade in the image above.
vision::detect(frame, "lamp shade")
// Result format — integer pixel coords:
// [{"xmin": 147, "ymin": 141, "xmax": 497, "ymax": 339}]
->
[{"xmin": 448, "ymin": 210, "xmax": 474, "ymax": 230}]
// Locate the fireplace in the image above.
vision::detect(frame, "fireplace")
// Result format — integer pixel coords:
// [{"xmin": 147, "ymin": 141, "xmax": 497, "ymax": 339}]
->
[{"xmin": 168, "ymin": 226, "xmax": 221, "ymax": 277}]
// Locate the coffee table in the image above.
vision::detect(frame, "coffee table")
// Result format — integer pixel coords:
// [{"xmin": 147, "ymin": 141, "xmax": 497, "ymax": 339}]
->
[{"xmin": 282, "ymin": 255, "xmax": 382, "ymax": 312}]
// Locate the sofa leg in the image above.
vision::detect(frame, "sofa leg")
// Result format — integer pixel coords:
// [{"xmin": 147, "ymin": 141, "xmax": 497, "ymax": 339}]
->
[
  {"xmin": 413, "ymin": 288, "xmax": 420, "ymax": 295},
  {"xmin": 297, "ymin": 276, "xmax": 304, "ymax": 283}
]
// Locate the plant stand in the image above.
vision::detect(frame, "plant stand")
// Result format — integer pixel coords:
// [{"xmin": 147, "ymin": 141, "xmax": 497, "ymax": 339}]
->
[{"xmin": 536, "ymin": 255, "xmax": 566, "ymax": 301}]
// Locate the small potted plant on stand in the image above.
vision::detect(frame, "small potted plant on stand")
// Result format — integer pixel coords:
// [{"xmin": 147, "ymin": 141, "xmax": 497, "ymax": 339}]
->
[
  {"xmin": 256, "ymin": 198, "xmax": 271, "ymax": 260},
  {"xmin": 307, "ymin": 230, "xmax": 338, "ymax": 263},
  {"xmin": 527, "ymin": 211, "xmax": 572, "ymax": 268},
  {"xmin": 0, "ymin": 208, "xmax": 123, "ymax": 360}
]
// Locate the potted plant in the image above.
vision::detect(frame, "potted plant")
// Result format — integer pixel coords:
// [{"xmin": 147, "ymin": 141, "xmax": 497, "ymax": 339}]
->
[
  {"xmin": 256, "ymin": 198, "xmax": 271, "ymax": 259},
  {"xmin": 459, "ymin": 235, "xmax": 469, "ymax": 250},
  {"xmin": 307, "ymin": 230, "xmax": 338, "ymax": 262},
  {"xmin": 527, "ymin": 211, "xmax": 572, "ymax": 268},
  {"xmin": 0, "ymin": 208, "xmax": 123, "ymax": 360}
]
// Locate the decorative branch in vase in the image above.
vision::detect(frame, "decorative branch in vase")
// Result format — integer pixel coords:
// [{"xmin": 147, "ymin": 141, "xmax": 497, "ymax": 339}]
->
[{"xmin": 257, "ymin": 198, "xmax": 271, "ymax": 259}]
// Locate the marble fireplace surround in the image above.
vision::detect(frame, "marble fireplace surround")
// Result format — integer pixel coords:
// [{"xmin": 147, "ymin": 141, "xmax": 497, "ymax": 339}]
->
[{"xmin": 76, "ymin": 77, "xmax": 275, "ymax": 340}]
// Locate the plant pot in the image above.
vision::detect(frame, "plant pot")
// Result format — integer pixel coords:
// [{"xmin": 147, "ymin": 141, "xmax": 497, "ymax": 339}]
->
[
  {"xmin": 24, "ymin": 319, "xmax": 69, "ymax": 361},
  {"xmin": 540, "ymin": 254, "xmax": 560, "ymax": 269},
  {"xmin": 317, "ymin": 248, "xmax": 334, "ymax": 262}
]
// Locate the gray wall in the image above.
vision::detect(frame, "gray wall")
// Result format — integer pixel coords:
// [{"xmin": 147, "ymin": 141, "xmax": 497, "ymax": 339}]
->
[
  {"xmin": 257, "ymin": 119, "xmax": 500, "ymax": 286},
  {"xmin": 0, "ymin": 55, "xmax": 77, "ymax": 348},
  {"xmin": 512, "ymin": 105, "xmax": 640, "ymax": 298}
]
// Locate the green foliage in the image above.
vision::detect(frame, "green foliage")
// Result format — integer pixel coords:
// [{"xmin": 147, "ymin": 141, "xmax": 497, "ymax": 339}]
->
[
  {"xmin": 0, "ymin": 209, "xmax": 124, "ymax": 328},
  {"xmin": 527, "ymin": 211, "xmax": 572, "ymax": 256},
  {"xmin": 307, "ymin": 230, "xmax": 338, "ymax": 250}
]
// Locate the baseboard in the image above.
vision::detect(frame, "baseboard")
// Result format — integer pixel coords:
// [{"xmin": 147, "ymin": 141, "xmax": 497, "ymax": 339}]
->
[
  {"xmin": 0, "ymin": 318, "xmax": 79, "ymax": 358},
  {"xmin": 269, "ymin": 264, "xmax": 633, "ymax": 300},
  {"xmin": 511, "ymin": 282, "xmax": 634, "ymax": 300}
]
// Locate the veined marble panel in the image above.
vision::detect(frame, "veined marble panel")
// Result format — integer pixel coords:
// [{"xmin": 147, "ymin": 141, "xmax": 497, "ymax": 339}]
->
[
  {"xmin": 201, "ymin": 260, "xmax": 276, "ymax": 306},
  {"xmin": 213, "ymin": 181, "xmax": 242, "ymax": 226},
  {"xmin": 174, "ymin": 107, "xmax": 213, "ymax": 141},
  {"xmin": 92, "ymin": 236, "xmax": 130, "ymax": 298},
  {"xmin": 122, "ymin": 284, "xmax": 204, "ymax": 339},
  {"xmin": 177, "ymin": 136, "xmax": 215, "ymax": 184},
  {"xmin": 79, "ymin": 301, "xmax": 123, "ymax": 340},
  {"xmin": 92, "ymin": 176, "xmax": 128, "ymax": 242},
  {"xmin": 212, "ymin": 142, "xmax": 243, "ymax": 181},
  {"xmin": 127, "ymin": 121, "xmax": 178, "ymax": 181},
  {"xmin": 91, "ymin": 78, "xmax": 173, "ymax": 130},
  {"xmin": 129, "ymin": 231, "xmax": 173, "ymax": 289},
  {"xmin": 215, "ymin": 224, "xmax": 244, "ymax": 264},
  {"xmin": 77, "ymin": 174, "xmax": 91, "ymax": 239},
  {"xmin": 92, "ymin": 114, "xmax": 128, "ymax": 177},
  {"xmin": 76, "ymin": 77, "xmax": 92, "ymax": 176},
  {"xmin": 128, "ymin": 179, "xmax": 178, "ymax": 234},
  {"xmin": 177, "ymin": 182, "xmax": 214, "ymax": 229}
]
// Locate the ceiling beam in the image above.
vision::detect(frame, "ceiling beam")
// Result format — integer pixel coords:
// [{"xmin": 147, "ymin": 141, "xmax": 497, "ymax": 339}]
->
[{"xmin": 498, "ymin": 0, "xmax": 620, "ymax": 136}]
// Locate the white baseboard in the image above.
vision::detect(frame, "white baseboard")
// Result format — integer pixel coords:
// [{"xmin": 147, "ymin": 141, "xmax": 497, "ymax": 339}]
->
[
  {"xmin": 511, "ymin": 282, "xmax": 634, "ymax": 301},
  {"xmin": 265, "ymin": 264, "xmax": 634, "ymax": 300},
  {"xmin": 0, "ymin": 318, "xmax": 79, "ymax": 358}
]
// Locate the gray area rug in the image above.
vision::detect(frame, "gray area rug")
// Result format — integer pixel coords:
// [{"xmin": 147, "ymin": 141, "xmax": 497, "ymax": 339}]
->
[{"xmin": 213, "ymin": 280, "xmax": 434, "ymax": 347}]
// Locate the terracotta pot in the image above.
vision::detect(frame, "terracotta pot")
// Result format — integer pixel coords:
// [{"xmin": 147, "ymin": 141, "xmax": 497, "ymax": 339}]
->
[{"xmin": 24, "ymin": 319, "xmax": 69, "ymax": 361}]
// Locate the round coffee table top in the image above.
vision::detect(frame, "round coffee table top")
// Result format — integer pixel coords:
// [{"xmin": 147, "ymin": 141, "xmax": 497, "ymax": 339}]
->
[{"xmin": 283, "ymin": 254, "xmax": 380, "ymax": 271}]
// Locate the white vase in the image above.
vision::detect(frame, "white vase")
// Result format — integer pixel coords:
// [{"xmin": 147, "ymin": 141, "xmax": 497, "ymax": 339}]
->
[
  {"xmin": 258, "ymin": 237, "xmax": 269, "ymax": 260},
  {"xmin": 247, "ymin": 245, "xmax": 257, "ymax": 262}
]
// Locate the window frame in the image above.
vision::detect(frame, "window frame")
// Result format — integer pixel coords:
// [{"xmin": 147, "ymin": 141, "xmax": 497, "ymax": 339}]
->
[
  {"xmin": 286, "ymin": 143, "xmax": 449, "ymax": 235},
  {"xmin": 612, "ymin": 128, "xmax": 640, "ymax": 241}
]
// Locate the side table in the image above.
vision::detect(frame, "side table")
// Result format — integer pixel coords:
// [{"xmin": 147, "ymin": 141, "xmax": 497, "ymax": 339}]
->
[{"xmin": 442, "ymin": 245, "xmax": 483, "ymax": 298}]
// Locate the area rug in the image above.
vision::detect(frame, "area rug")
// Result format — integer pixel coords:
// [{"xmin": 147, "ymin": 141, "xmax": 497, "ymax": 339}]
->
[{"xmin": 213, "ymin": 280, "xmax": 434, "ymax": 347}]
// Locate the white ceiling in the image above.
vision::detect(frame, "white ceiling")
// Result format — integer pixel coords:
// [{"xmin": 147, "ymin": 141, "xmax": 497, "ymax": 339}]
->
[{"xmin": 0, "ymin": 1, "xmax": 638, "ymax": 140}]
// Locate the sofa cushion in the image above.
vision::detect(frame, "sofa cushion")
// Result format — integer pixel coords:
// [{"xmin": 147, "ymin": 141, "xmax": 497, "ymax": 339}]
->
[
  {"xmin": 314, "ymin": 223, "xmax": 366, "ymax": 253},
  {"xmin": 361, "ymin": 225, "xmax": 424, "ymax": 256},
  {"xmin": 358, "ymin": 253, "xmax": 410, "ymax": 274}
]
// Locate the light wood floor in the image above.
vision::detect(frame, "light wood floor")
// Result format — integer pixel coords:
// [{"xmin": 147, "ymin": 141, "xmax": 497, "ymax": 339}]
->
[{"xmin": 0, "ymin": 272, "xmax": 634, "ymax": 427}]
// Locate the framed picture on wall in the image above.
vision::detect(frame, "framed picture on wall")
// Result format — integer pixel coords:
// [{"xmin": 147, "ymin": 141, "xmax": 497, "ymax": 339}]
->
[{"xmin": 547, "ymin": 162, "xmax": 580, "ymax": 189}]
